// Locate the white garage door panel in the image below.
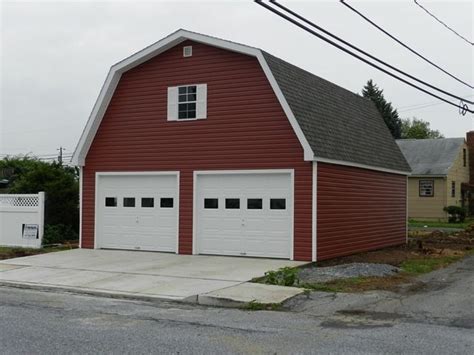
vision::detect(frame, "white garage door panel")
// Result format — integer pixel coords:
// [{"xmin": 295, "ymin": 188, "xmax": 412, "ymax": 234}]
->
[
  {"xmin": 196, "ymin": 172, "xmax": 292, "ymax": 259},
  {"xmin": 97, "ymin": 174, "xmax": 178, "ymax": 252}
]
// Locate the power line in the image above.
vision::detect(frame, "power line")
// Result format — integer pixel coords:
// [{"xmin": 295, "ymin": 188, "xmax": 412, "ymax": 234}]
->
[
  {"xmin": 414, "ymin": 0, "xmax": 473, "ymax": 46},
  {"xmin": 340, "ymin": 0, "xmax": 473, "ymax": 89},
  {"xmin": 265, "ymin": 0, "xmax": 473, "ymax": 106},
  {"xmin": 255, "ymin": 0, "xmax": 473, "ymax": 114}
]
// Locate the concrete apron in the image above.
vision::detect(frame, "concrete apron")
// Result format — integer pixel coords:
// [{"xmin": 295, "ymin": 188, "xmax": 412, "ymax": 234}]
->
[{"xmin": 0, "ymin": 249, "xmax": 307, "ymax": 307}]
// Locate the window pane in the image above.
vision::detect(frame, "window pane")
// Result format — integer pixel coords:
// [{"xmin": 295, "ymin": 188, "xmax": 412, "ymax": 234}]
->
[
  {"xmin": 247, "ymin": 198, "xmax": 262, "ymax": 209},
  {"xmin": 187, "ymin": 111, "xmax": 196, "ymax": 119},
  {"xmin": 105, "ymin": 197, "xmax": 117, "ymax": 207},
  {"xmin": 178, "ymin": 111, "xmax": 187, "ymax": 119},
  {"xmin": 270, "ymin": 198, "xmax": 286, "ymax": 210},
  {"xmin": 188, "ymin": 103, "xmax": 196, "ymax": 110},
  {"xmin": 225, "ymin": 198, "xmax": 240, "ymax": 209},
  {"xmin": 187, "ymin": 93, "xmax": 196, "ymax": 101},
  {"xmin": 160, "ymin": 198, "xmax": 174, "ymax": 208},
  {"xmin": 419, "ymin": 180, "xmax": 434, "ymax": 197},
  {"xmin": 178, "ymin": 87, "xmax": 187, "ymax": 94},
  {"xmin": 178, "ymin": 94, "xmax": 187, "ymax": 102},
  {"xmin": 141, "ymin": 198, "xmax": 154, "ymax": 208},
  {"xmin": 204, "ymin": 198, "xmax": 218, "ymax": 209},
  {"xmin": 188, "ymin": 86, "xmax": 197, "ymax": 93},
  {"xmin": 123, "ymin": 197, "xmax": 135, "ymax": 207}
]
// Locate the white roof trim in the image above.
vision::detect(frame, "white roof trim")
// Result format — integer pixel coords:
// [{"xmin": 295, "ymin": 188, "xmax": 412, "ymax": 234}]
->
[
  {"xmin": 315, "ymin": 157, "xmax": 411, "ymax": 176},
  {"xmin": 72, "ymin": 29, "xmax": 314, "ymax": 166}
]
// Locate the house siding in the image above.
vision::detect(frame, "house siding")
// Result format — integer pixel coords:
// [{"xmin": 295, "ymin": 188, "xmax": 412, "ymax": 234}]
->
[
  {"xmin": 317, "ymin": 163, "xmax": 406, "ymax": 260},
  {"xmin": 81, "ymin": 40, "xmax": 313, "ymax": 261},
  {"xmin": 407, "ymin": 177, "xmax": 447, "ymax": 220},
  {"xmin": 446, "ymin": 143, "xmax": 469, "ymax": 207}
]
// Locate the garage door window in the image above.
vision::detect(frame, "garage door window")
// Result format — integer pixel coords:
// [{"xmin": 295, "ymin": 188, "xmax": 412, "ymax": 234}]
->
[
  {"xmin": 105, "ymin": 197, "xmax": 117, "ymax": 207},
  {"xmin": 123, "ymin": 197, "xmax": 135, "ymax": 207},
  {"xmin": 225, "ymin": 198, "xmax": 240, "ymax": 209},
  {"xmin": 247, "ymin": 198, "xmax": 262, "ymax": 210},
  {"xmin": 204, "ymin": 198, "xmax": 218, "ymax": 209},
  {"xmin": 141, "ymin": 198, "xmax": 154, "ymax": 208},
  {"xmin": 270, "ymin": 198, "xmax": 286, "ymax": 210},
  {"xmin": 160, "ymin": 198, "xmax": 174, "ymax": 208}
]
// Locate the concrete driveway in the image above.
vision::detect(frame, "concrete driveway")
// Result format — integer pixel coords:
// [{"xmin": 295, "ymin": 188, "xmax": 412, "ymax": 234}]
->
[{"xmin": 0, "ymin": 249, "xmax": 306, "ymax": 304}]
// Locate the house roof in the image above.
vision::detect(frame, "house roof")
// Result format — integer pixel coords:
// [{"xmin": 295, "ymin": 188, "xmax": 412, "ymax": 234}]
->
[
  {"xmin": 396, "ymin": 138, "xmax": 465, "ymax": 176},
  {"xmin": 72, "ymin": 29, "xmax": 410, "ymax": 174}
]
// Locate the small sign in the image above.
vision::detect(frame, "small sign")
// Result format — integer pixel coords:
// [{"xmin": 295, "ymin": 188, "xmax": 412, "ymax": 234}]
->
[{"xmin": 22, "ymin": 224, "xmax": 39, "ymax": 239}]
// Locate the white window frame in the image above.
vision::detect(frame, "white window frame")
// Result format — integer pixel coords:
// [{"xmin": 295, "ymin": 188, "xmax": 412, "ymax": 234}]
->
[
  {"xmin": 167, "ymin": 84, "xmax": 207, "ymax": 121},
  {"xmin": 419, "ymin": 180, "xmax": 434, "ymax": 197}
]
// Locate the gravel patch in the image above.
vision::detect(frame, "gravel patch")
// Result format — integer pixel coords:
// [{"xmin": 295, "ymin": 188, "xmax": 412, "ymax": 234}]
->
[{"xmin": 299, "ymin": 263, "xmax": 401, "ymax": 283}]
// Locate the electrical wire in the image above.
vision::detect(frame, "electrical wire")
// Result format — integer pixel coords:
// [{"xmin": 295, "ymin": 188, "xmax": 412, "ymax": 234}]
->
[
  {"xmin": 414, "ymin": 0, "xmax": 473, "ymax": 46},
  {"xmin": 255, "ymin": 0, "xmax": 473, "ymax": 114},
  {"xmin": 266, "ymin": 0, "xmax": 473, "ymax": 106},
  {"xmin": 340, "ymin": 0, "xmax": 473, "ymax": 89}
]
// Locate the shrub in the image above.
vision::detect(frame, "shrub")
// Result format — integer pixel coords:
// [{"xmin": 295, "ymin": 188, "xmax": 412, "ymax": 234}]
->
[
  {"xmin": 443, "ymin": 206, "xmax": 466, "ymax": 223},
  {"xmin": 264, "ymin": 267, "xmax": 299, "ymax": 286},
  {"xmin": 43, "ymin": 224, "xmax": 78, "ymax": 246}
]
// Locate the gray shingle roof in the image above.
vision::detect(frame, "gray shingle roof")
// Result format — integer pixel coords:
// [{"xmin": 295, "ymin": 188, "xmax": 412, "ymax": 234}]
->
[
  {"xmin": 263, "ymin": 52, "xmax": 411, "ymax": 173},
  {"xmin": 396, "ymin": 138, "xmax": 465, "ymax": 175}
]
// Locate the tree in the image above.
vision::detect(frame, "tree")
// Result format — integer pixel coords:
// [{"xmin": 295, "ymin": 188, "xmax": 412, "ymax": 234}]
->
[
  {"xmin": 400, "ymin": 118, "xmax": 444, "ymax": 139},
  {"xmin": 362, "ymin": 80, "xmax": 402, "ymax": 139}
]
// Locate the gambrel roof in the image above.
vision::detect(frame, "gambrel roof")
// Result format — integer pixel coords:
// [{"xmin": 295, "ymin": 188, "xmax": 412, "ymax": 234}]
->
[
  {"xmin": 72, "ymin": 29, "xmax": 410, "ymax": 174},
  {"xmin": 396, "ymin": 138, "xmax": 465, "ymax": 176}
]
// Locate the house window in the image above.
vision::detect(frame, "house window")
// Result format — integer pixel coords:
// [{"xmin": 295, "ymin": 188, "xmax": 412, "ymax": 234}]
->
[
  {"xmin": 419, "ymin": 180, "xmax": 434, "ymax": 197},
  {"xmin": 167, "ymin": 84, "xmax": 207, "ymax": 121},
  {"xmin": 105, "ymin": 197, "xmax": 117, "ymax": 207},
  {"xmin": 247, "ymin": 198, "xmax": 263, "ymax": 210},
  {"xmin": 463, "ymin": 149, "xmax": 467, "ymax": 167},
  {"xmin": 178, "ymin": 85, "xmax": 197, "ymax": 119},
  {"xmin": 270, "ymin": 198, "xmax": 286, "ymax": 210},
  {"xmin": 141, "ymin": 198, "xmax": 154, "ymax": 208},
  {"xmin": 225, "ymin": 198, "xmax": 240, "ymax": 209},
  {"xmin": 123, "ymin": 197, "xmax": 135, "ymax": 207},
  {"xmin": 160, "ymin": 198, "xmax": 174, "ymax": 208},
  {"xmin": 451, "ymin": 181, "xmax": 456, "ymax": 198},
  {"xmin": 204, "ymin": 198, "xmax": 218, "ymax": 209}
]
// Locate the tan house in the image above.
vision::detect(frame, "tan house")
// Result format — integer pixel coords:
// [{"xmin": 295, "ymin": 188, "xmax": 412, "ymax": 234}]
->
[{"xmin": 396, "ymin": 137, "xmax": 469, "ymax": 221}]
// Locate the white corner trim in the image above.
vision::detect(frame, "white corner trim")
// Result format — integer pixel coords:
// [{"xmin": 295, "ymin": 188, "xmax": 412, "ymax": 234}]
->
[
  {"xmin": 312, "ymin": 161, "xmax": 317, "ymax": 262},
  {"xmin": 315, "ymin": 157, "xmax": 411, "ymax": 176},
  {"xmin": 79, "ymin": 166, "xmax": 83, "ymax": 248},
  {"xmin": 71, "ymin": 29, "xmax": 314, "ymax": 166}
]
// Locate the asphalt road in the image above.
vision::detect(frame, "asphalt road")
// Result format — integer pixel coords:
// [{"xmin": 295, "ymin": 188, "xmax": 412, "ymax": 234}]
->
[{"xmin": 1, "ymin": 256, "xmax": 473, "ymax": 354}]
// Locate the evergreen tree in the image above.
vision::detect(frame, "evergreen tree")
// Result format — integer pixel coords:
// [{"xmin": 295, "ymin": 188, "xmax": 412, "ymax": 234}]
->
[{"xmin": 362, "ymin": 80, "xmax": 402, "ymax": 139}]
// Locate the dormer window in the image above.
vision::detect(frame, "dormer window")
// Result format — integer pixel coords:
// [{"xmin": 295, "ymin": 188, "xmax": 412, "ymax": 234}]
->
[{"xmin": 167, "ymin": 84, "xmax": 207, "ymax": 121}]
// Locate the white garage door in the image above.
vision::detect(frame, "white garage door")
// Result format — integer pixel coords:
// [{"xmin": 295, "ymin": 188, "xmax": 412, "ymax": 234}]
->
[
  {"xmin": 96, "ymin": 173, "xmax": 178, "ymax": 252},
  {"xmin": 196, "ymin": 172, "xmax": 293, "ymax": 259}
]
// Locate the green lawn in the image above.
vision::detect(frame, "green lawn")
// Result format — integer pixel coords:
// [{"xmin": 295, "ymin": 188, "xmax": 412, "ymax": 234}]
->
[{"xmin": 408, "ymin": 219, "xmax": 472, "ymax": 229}]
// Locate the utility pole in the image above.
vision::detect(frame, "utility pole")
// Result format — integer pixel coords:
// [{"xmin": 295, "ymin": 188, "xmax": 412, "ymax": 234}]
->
[{"xmin": 57, "ymin": 146, "xmax": 65, "ymax": 165}]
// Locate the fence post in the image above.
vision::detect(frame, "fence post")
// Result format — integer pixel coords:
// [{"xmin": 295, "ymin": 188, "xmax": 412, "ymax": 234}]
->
[{"xmin": 38, "ymin": 191, "xmax": 45, "ymax": 242}]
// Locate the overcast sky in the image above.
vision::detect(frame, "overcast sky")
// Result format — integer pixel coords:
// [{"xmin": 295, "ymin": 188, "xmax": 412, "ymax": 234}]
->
[{"xmin": 1, "ymin": 0, "xmax": 473, "ymax": 160}]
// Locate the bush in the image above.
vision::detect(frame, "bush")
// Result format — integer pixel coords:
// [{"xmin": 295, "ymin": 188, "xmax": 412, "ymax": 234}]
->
[
  {"xmin": 263, "ymin": 267, "xmax": 299, "ymax": 286},
  {"xmin": 43, "ymin": 224, "xmax": 78, "ymax": 246},
  {"xmin": 443, "ymin": 205, "xmax": 466, "ymax": 223}
]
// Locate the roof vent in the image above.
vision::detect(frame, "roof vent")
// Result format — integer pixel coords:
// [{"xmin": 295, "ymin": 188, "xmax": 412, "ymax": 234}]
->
[{"xmin": 183, "ymin": 46, "xmax": 192, "ymax": 57}]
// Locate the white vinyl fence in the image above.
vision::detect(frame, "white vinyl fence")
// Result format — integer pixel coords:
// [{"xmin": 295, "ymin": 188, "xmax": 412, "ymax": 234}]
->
[{"xmin": 0, "ymin": 192, "xmax": 45, "ymax": 248}]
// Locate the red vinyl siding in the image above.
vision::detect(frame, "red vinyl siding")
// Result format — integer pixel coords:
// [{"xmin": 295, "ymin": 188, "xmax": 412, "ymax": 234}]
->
[
  {"xmin": 82, "ymin": 40, "xmax": 313, "ymax": 261},
  {"xmin": 317, "ymin": 163, "xmax": 407, "ymax": 260}
]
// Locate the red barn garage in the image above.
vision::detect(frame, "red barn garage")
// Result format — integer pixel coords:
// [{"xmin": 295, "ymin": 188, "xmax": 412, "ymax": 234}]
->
[{"xmin": 72, "ymin": 30, "xmax": 410, "ymax": 262}]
